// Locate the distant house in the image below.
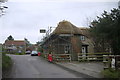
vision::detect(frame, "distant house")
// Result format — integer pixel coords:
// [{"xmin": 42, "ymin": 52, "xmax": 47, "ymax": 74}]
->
[
  {"xmin": 3, "ymin": 40, "xmax": 26, "ymax": 53},
  {"xmin": 41, "ymin": 20, "xmax": 94, "ymax": 60}
]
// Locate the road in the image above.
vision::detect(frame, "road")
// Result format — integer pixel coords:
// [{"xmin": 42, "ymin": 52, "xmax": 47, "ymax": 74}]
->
[{"xmin": 5, "ymin": 54, "xmax": 86, "ymax": 78}]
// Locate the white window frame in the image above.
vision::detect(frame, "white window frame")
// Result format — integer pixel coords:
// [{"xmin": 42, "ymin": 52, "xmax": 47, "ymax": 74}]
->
[
  {"xmin": 80, "ymin": 35, "xmax": 85, "ymax": 41},
  {"xmin": 64, "ymin": 45, "xmax": 70, "ymax": 54}
]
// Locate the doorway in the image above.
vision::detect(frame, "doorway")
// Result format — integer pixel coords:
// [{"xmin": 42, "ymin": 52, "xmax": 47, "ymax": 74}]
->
[{"xmin": 82, "ymin": 45, "xmax": 88, "ymax": 59}]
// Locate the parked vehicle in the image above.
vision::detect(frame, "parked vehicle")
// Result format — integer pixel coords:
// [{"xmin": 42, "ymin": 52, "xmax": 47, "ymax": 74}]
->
[
  {"xmin": 25, "ymin": 50, "xmax": 31, "ymax": 54},
  {"xmin": 31, "ymin": 51, "xmax": 38, "ymax": 56}
]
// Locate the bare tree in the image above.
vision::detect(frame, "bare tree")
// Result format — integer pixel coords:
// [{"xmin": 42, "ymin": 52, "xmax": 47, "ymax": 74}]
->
[
  {"xmin": 0, "ymin": 0, "xmax": 8, "ymax": 16},
  {"xmin": 0, "ymin": 0, "xmax": 8, "ymax": 3}
]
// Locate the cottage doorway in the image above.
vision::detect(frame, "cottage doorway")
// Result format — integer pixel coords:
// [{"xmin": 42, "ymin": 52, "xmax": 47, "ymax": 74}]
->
[{"xmin": 82, "ymin": 45, "xmax": 88, "ymax": 58}]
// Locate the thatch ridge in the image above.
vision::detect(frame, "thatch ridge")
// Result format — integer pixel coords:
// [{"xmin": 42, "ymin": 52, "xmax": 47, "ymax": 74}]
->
[
  {"xmin": 53, "ymin": 20, "xmax": 82, "ymax": 35},
  {"xmin": 79, "ymin": 27, "xmax": 90, "ymax": 37}
]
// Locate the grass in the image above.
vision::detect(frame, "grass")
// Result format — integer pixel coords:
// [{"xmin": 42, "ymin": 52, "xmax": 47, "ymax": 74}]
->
[
  {"xmin": 2, "ymin": 53, "xmax": 12, "ymax": 72},
  {"xmin": 0, "ymin": 53, "xmax": 2, "ymax": 74},
  {"xmin": 5, "ymin": 52, "xmax": 25, "ymax": 55},
  {"xmin": 15, "ymin": 52, "xmax": 25, "ymax": 55},
  {"xmin": 101, "ymin": 68, "xmax": 120, "ymax": 78}
]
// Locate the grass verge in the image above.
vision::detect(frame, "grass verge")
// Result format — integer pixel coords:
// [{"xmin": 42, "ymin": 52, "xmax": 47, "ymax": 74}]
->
[
  {"xmin": 15, "ymin": 52, "xmax": 25, "ymax": 55},
  {"xmin": 2, "ymin": 53, "xmax": 12, "ymax": 73},
  {"xmin": 101, "ymin": 68, "xmax": 120, "ymax": 78}
]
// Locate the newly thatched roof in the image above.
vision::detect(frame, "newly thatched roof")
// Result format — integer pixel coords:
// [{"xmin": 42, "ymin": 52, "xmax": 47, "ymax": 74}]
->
[{"xmin": 52, "ymin": 20, "xmax": 81, "ymax": 35}]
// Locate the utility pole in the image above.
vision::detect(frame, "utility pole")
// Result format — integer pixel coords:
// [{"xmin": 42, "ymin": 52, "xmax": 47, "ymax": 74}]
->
[{"xmin": 40, "ymin": 26, "xmax": 56, "ymax": 54}]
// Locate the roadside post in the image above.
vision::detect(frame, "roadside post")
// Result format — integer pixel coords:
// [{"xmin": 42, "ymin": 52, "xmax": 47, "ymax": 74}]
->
[
  {"xmin": 38, "ymin": 52, "xmax": 41, "ymax": 56},
  {"xmin": 111, "ymin": 57, "xmax": 115, "ymax": 70}
]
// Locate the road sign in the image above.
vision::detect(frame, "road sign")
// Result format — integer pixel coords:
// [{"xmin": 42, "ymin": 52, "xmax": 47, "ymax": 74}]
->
[{"xmin": 40, "ymin": 29, "xmax": 46, "ymax": 33}]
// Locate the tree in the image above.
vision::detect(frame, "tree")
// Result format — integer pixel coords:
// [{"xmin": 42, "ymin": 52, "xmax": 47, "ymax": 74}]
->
[
  {"xmin": 0, "ymin": 0, "xmax": 8, "ymax": 16},
  {"xmin": 36, "ymin": 41, "xmax": 43, "ymax": 52},
  {"xmin": 24, "ymin": 38, "xmax": 30, "ymax": 44},
  {"xmin": 36, "ymin": 41, "xmax": 41, "ymax": 45},
  {"xmin": 7, "ymin": 35, "xmax": 14, "ymax": 40},
  {"xmin": 24, "ymin": 38, "xmax": 32, "ymax": 49},
  {"xmin": 0, "ymin": 0, "xmax": 8, "ymax": 2},
  {"xmin": 89, "ymin": 8, "xmax": 120, "ymax": 55}
]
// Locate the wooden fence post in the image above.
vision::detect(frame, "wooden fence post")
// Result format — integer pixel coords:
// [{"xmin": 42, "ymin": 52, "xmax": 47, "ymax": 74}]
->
[{"xmin": 103, "ymin": 55, "xmax": 109, "ymax": 69}]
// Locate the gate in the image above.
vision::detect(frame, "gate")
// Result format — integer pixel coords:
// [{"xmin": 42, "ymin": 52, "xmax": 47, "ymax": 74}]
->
[{"xmin": 53, "ymin": 54, "xmax": 71, "ymax": 62}]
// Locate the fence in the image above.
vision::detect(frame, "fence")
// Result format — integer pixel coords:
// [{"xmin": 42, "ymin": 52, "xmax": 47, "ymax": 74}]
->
[
  {"xmin": 53, "ymin": 54, "xmax": 71, "ymax": 62},
  {"xmin": 41, "ymin": 53, "xmax": 71, "ymax": 62},
  {"xmin": 41, "ymin": 53, "xmax": 48, "ymax": 60},
  {"xmin": 78, "ymin": 53, "xmax": 111, "ymax": 62},
  {"xmin": 103, "ymin": 55, "xmax": 120, "ymax": 70}
]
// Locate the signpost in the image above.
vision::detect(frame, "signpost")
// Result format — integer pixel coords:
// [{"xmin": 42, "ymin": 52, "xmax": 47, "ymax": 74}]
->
[{"xmin": 40, "ymin": 29, "xmax": 46, "ymax": 33}]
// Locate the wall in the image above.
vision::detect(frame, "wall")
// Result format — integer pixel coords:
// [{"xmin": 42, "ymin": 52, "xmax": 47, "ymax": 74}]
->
[{"xmin": 71, "ymin": 35, "xmax": 81, "ymax": 61}]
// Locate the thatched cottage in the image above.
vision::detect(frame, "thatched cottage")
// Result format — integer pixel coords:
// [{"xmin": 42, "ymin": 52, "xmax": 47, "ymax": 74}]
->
[{"xmin": 41, "ymin": 20, "xmax": 94, "ymax": 60}]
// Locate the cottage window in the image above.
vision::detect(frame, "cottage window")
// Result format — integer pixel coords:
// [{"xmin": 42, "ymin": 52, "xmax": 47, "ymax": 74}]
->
[
  {"xmin": 80, "ymin": 35, "xmax": 85, "ymax": 41},
  {"xmin": 64, "ymin": 45, "xmax": 70, "ymax": 54}
]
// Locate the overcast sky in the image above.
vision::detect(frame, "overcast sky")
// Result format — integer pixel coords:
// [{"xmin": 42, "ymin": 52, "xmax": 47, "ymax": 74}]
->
[{"xmin": 0, "ymin": 0, "xmax": 118, "ymax": 44}]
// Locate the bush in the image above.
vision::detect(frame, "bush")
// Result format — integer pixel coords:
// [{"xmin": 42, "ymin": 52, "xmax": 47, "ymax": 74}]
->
[{"xmin": 101, "ymin": 68, "xmax": 120, "ymax": 78}]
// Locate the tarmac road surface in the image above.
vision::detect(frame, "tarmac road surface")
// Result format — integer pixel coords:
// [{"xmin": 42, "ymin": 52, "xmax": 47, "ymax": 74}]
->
[{"xmin": 5, "ymin": 54, "xmax": 90, "ymax": 78}]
